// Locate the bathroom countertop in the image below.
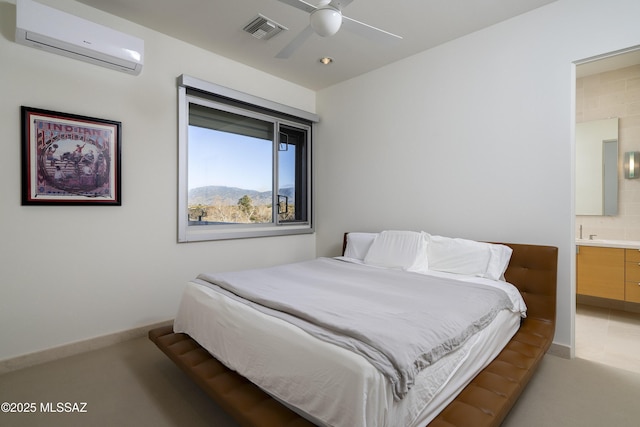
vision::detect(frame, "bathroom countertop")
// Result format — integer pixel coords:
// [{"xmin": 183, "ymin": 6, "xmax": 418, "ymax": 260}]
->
[{"xmin": 576, "ymin": 239, "xmax": 640, "ymax": 249}]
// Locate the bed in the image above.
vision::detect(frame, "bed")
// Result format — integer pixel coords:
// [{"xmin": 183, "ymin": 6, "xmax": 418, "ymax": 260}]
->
[{"xmin": 149, "ymin": 231, "xmax": 557, "ymax": 427}]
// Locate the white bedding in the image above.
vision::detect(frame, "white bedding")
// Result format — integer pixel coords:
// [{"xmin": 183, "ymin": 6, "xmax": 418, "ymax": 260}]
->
[{"xmin": 173, "ymin": 260, "xmax": 523, "ymax": 427}]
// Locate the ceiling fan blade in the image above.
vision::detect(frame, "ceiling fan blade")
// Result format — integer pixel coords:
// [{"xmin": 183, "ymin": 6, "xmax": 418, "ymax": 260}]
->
[
  {"xmin": 276, "ymin": 25, "xmax": 315, "ymax": 59},
  {"xmin": 276, "ymin": 0, "xmax": 317, "ymax": 14},
  {"xmin": 329, "ymin": 0, "xmax": 354, "ymax": 9},
  {"xmin": 342, "ymin": 15, "xmax": 403, "ymax": 43}
]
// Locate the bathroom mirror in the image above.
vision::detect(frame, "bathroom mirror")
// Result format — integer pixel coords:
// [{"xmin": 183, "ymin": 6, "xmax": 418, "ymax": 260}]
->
[{"xmin": 575, "ymin": 118, "xmax": 619, "ymax": 216}]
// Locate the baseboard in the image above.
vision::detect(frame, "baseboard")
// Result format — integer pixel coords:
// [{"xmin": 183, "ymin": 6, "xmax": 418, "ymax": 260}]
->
[
  {"xmin": 577, "ymin": 295, "xmax": 640, "ymax": 313},
  {"xmin": 0, "ymin": 319, "xmax": 173, "ymax": 375},
  {"xmin": 548, "ymin": 342, "xmax": 571, "ymax": 359}
]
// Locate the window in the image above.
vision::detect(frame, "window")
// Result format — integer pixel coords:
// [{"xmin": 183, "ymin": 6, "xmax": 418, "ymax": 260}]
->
[{"xmin": 178, "ymin": 75, "xmax": 317, "ymax": 242}]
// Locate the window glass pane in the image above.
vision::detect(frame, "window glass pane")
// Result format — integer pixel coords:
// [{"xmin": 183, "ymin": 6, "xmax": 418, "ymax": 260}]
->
[
  {"xmin": 278, "ymin": 126, "xmax": 307, "ymax": 223},
  {"xmin": 188, "ymin": 104, "xmax": 274, "ymax": 225}
]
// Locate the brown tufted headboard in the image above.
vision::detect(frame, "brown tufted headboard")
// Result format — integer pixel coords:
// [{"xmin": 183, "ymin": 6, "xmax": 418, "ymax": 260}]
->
[{"xmin": 500, "ymin": 242, "xmax": 558, "ymax": 325}]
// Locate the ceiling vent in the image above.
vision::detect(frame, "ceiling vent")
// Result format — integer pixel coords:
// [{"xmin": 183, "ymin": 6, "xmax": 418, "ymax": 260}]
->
[{"xmin": 243, "ymin": 14, "xmax": 287, "ymax": 40}]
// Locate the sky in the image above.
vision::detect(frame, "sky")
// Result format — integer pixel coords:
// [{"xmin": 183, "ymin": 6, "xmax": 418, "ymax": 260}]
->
[{"xmin": 188, "ymin": 126, "xmax": 295, "ymax": 191}]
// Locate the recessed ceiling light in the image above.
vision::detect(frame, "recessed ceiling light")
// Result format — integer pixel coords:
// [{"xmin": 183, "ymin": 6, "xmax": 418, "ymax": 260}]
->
[{"xmin": 319, "ymin": 57, "xmax": 334, "ymax": 65}]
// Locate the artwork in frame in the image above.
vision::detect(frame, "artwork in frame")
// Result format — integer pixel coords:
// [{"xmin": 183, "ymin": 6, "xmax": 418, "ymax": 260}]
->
[{"xmin": 21, "ymin": 106, "xmax": 121, "ymax": 205}]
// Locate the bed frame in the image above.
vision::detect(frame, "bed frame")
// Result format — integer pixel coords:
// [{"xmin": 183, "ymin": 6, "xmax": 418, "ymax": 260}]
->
[{"xmin": 149, "ymin": 236, "xmax": 557, "ymax": 427}]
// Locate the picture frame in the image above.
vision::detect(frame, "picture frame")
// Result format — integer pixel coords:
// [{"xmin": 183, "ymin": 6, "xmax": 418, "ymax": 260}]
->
[{"xmin": 21, "ymin": 106, "xmax": 121, "ymax": 205}]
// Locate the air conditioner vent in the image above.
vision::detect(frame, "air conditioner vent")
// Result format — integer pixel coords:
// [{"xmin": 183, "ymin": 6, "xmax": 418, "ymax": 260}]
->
[{"xmin": 243, "ymin": 14, "xmax": 287, "ymax": 40}]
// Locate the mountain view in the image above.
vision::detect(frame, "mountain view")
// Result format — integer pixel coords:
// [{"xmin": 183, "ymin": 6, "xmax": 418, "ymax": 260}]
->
[{"xmin": 188, "ymin": 185, "xmax": 294, "ymax": 206}]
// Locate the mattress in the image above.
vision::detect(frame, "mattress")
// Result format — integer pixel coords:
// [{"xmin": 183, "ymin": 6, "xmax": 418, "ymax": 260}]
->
[{"xmin": 173, "ymin": 263, "xmax": 522, "ymax": 427}]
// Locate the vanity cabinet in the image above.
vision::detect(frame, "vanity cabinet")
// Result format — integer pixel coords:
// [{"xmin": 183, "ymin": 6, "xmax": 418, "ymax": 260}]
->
[
  {"xmin": 576, "ymin": 245, "xmax": 640, "ymax": 302},
  {"xmin": 625, "ymin": 249, "xmax": 640, "ymax": 303},
  {"xmin": 576, "ymin": 246, "xmax": 624, "ymax": 300}
]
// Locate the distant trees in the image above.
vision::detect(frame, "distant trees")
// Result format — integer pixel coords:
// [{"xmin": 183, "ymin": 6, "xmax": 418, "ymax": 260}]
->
[
  {"xmin": 188, "ymin": 204, "xmax": 207, "ymax": 221},
  {"xmin": 237, "ymin": 195, "xmax": 255, "ymax": 219},
  {"xmin": 189, "ymin": 195, "xmax": 281, "ymax": 224}
]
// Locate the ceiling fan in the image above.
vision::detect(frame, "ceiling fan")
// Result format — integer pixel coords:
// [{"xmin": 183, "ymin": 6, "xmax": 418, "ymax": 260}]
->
[{"xmin": 275, "ymin": 0, "xmax": 402, "ymax": 59}]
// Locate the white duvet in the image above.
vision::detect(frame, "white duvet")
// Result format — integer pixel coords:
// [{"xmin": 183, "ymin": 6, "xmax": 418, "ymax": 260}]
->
[{"xmin": 173, "ymin": 259, "xmax": 524, "ymax": 427}]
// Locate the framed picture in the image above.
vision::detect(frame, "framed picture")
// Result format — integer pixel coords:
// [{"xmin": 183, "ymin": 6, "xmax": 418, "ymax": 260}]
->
[{"xmin": 21, "ymin": 106, "xmax": 121, "ymax": 205}]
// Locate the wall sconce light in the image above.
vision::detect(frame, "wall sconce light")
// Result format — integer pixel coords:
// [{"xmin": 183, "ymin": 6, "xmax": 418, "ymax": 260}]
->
[{"xmin": 625, "ymin": 151, "xmax": 640, "ymax": 179}]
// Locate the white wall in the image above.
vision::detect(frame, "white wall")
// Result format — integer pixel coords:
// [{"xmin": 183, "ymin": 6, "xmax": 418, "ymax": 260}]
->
[
  {"xmin": 315, "ymin": 0, "xmax": 640, "ymax": 353},
  {"xmin": 0, "ymin": 0, "xmax": 316, "ymax": 361}
]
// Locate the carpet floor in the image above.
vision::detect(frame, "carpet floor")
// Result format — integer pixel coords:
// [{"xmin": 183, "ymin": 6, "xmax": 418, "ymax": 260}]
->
[{"xmin": 1, "ymin": 335, "xmax": 640, "ymax": 426}]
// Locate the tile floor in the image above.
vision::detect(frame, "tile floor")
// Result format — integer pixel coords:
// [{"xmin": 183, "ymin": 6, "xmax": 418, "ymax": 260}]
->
[{"xmin": 575, "ymin": 303, "xmax": 640, "ymax": 374}]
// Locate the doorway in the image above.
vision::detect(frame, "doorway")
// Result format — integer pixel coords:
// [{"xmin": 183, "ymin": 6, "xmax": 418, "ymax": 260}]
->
[{"xmin": 575, "ymin": 48, "xmax": 640, "ymax": 374}]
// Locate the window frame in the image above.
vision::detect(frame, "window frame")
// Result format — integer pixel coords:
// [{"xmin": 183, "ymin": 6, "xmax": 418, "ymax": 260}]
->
[{"xmin": 177, "ymin": 75, "xmax": 318, "ymax": 242}]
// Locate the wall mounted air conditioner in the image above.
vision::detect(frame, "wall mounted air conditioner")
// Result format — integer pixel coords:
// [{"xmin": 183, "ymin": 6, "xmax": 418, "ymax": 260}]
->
[{"xmin": 15, "ymin": 0, "xmax": 144, "ymax": 75}]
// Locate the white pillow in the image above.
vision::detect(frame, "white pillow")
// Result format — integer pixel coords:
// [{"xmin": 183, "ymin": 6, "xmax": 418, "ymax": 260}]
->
[
  {"xmin": 363, "ymin": 230, "xmax": 429, "ymax": 272},
  {"xmin": 426, "ymin": 234, "xmax": 512, "ymax": 281},
  {"xmin": 487, "ymin": 244, "xmax": 513, "ymax": 281},
  {"xmin": 427, "ymin": 235, "xmax": 491, "ymax": 277},
  {"xmin": 343, "ymin": 232, "xmax": 378, "ymax": 260}
]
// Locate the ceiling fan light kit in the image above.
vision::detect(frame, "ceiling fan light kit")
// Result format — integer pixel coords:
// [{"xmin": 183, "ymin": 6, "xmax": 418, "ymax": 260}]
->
[
  {"xmin": 274, "ymin": 0, "xmax": 401, "ymax": 59},
  {"xmin": 310, "ymin": 6, "xmax": 342, "ymax": 37}
]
